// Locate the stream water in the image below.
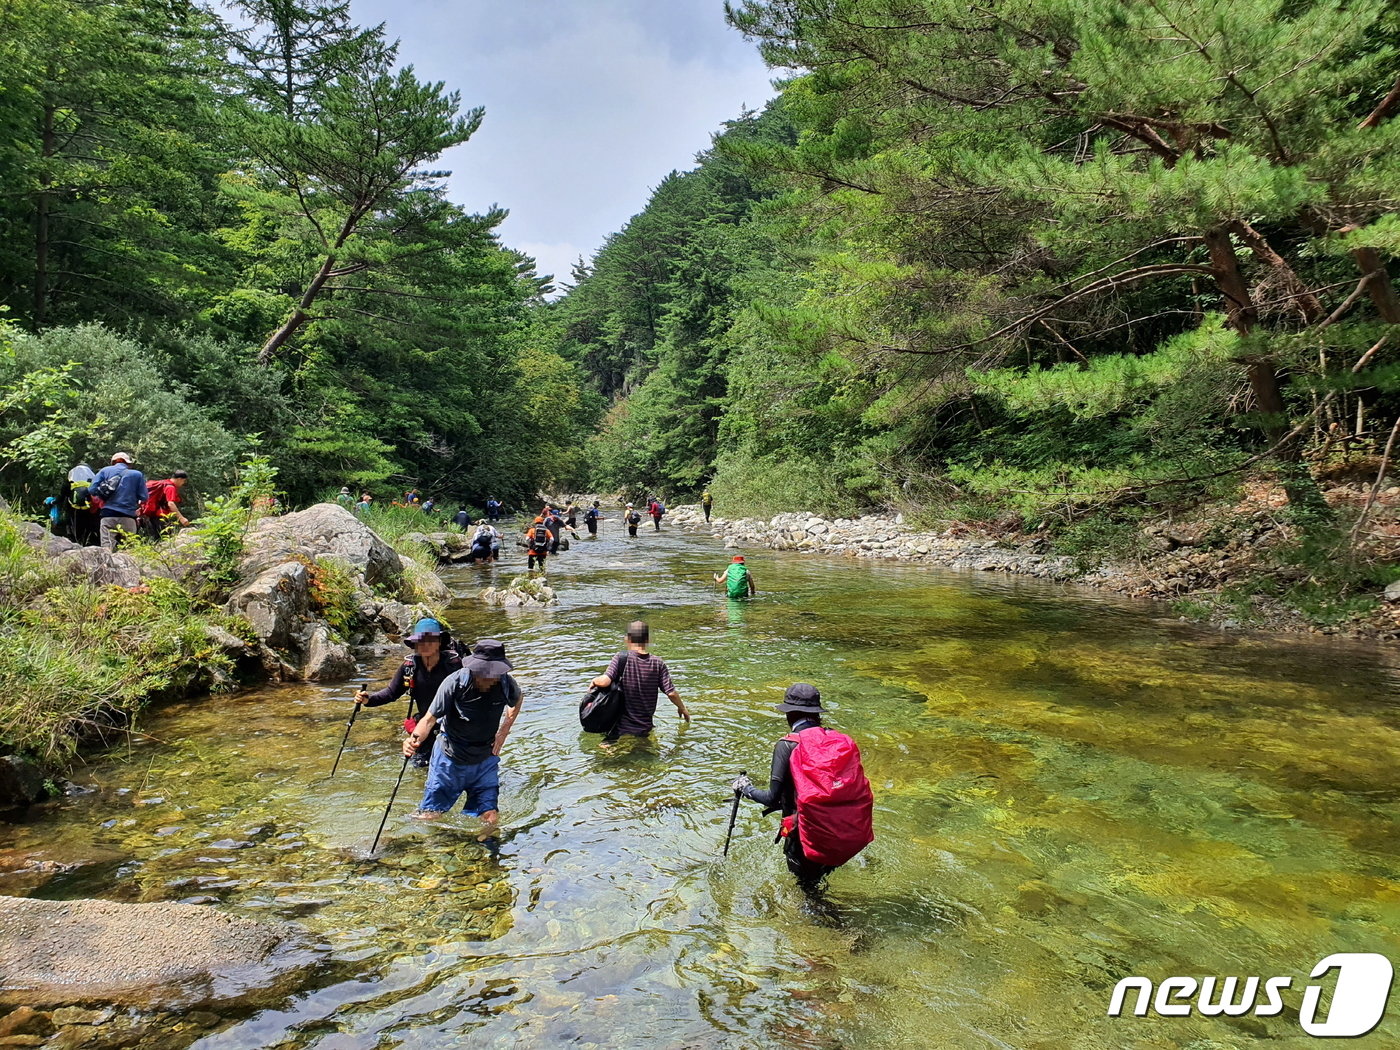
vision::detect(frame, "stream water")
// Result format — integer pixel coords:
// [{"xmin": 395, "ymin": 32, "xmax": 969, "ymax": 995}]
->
[{"xmin": 3, "ymin": 523, "xmax": 1400, "ymax": 1048}]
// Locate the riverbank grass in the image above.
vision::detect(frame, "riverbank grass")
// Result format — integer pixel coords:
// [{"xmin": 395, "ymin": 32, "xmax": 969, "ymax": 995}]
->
[{"xmin": 0, "ymin": 513, "xmax": 249, "ymax": 764}]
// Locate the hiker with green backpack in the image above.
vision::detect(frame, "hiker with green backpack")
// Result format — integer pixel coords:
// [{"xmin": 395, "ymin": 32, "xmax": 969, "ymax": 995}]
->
[
  {"xmin": 731, "ymin": 684, "xmax": 874, "ymax": 891},
  {"xmin": 714, "ymin": 555, "xmax": 756, "ymax": 599}
]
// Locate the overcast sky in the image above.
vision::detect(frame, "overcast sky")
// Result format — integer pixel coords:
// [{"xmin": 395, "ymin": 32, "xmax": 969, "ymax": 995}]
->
[{"xmin": 348, "ymin": 0, "xmax": 778, "ymax": 290}]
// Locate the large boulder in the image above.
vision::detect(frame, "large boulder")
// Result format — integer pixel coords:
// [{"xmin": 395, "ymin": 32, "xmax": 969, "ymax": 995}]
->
[
  {"xmin": 0, "ymin": 897, "xmax": 309, "ymax": 1009},
  {"xmin": 54, "ymin": 546, "xmax": 142, "ymax": 589},
  {"xmin": 299, "ymin": 623, "xmax": 356, "ymax": 682},
  {"xmin": 241, "ymin": 503, "xmax": 404, "ymax": 591},
  {"xmin": 227, "ymin": 561, "xmax": 311, "ymax": 650},
  {"xmin": 18, "ymin": 522, "xmax": 79, "ymax": 558}
]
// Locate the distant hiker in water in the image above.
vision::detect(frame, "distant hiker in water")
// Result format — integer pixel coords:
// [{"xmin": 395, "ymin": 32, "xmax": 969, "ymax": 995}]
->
[
  {"xmin": 525, "ymin": 516, "xmax": 552, "ymax": 572},
  {"xmin": 701, "ymin": 489, "xmax": 713, "ymax": 522},
  {"xmin": 486, "ymin": 497, "xmax": 501, "ymax": 521},
  {"xmin": 91, "ymin": 452, "xmax": 146, "ymax": 551},
  {"xmin": 584, "ymin": 500, "xmax": 605, "ymax": 536},
  {"xmin": 470, "ymin": 520, "xmax": 501, "ymax": 563},
  {"xmin": 564, "ymin": 501, "xmax": 579, "ymax": 529},
  {"xmin": 403, "ymin": 638, "xmax": 523, "ymax": 836},
  {"xmin": 649, "ymin": 497, "xmax": 665, "ymax": 531},
  {"xmin": 454, "ymin": 506, "xmax": 471, "ymax": 532},
  {"xmin": 625, "ymin": 503, "xmax": 641, "ymax": 538},
  {"xmin": 357, "ymin": 618, "xmax": 462, "ymax": 768},
  {"xmin": 732, "ymin": 684, "xmax": 874, "ymax": 892},
  {"xmin": 714, "ymin": 554, "xmax": 756, "ymax": 598},
  {"xmin": 590, "ymin": 620, "xmax": 689, "ymax": 748}
]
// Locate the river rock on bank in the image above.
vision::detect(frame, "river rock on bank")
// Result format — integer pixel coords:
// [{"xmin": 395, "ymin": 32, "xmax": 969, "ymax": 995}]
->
[
  {"xmin": 241, "ymin": 503, "xmax": 404, "ymax": 590},
  {"xmin": 0, "ymin": 896, "xmax": 309, "ymax": 1009},
  {"xmin": 667, "ymin": 505, "xmax": 1078, "ymax": 580},
  {"xmin": 227, "ymin": 504, "xmax": 442, "ymax": 680}
]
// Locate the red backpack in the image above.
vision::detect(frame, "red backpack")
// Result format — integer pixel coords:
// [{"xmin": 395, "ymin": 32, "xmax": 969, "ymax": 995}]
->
[{"xmin": 785, "ymin": 727, "xmax": 874, "ymax": 867}]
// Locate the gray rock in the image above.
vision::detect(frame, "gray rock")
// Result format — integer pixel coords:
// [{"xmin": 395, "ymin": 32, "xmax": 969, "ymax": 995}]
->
[
  {"xmin": 18, "ymin": 522, "xmax": 80, "ymax": 557},
  {"xmin": 299, "ymin": 624, "xmax": 355, "ymax": 682},
  {"xmin": 241, "ymin": 503, "xmax": 404, "ymax": 592},
  {"xmin": 0, "ymin": 896, "xmax": 309, "ymax": 1009},
  {"xmin": 1384, "ymin": 580, "xmax": 1400, "ymax": 603},
  {"xmin": 0, "ymin": 757, "xmax": 49, "ymax": 808},
  {"xmin": 376, "ymin": 600, "xmax": 420, "ymax": 636},
  {"xmin": 54, "ymin": 547, "xmax": 142, "ymax": 589},
  {"xmin": 227, "ymin": 562, "xmax": 310, "ymax": 650}
]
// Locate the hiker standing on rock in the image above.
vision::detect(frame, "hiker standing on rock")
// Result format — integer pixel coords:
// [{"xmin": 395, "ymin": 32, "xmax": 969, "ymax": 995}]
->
[
  {"xmin": 91, "ymin": 452, "xmax": 146, "ymax": 551},
  {"xmin": 357, "ymin": 618, "xmax": 462, "ymax": 768},
  {"xmin": 732, "ymin": 684, "xmax": 874, "ymax": 892},
  {"xmin": 590, "ymin": 620, "xmax": 689, "ymax": 748},
  {"xmin": 403, "ymin": 639, "xmax": 523, "ymax": 836}
]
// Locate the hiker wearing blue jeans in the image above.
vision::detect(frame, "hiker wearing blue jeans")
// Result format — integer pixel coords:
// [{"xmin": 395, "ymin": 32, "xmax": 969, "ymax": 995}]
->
[{"xmin": 403, "ymin": 639, "xmax": 523, "ymax": 836}]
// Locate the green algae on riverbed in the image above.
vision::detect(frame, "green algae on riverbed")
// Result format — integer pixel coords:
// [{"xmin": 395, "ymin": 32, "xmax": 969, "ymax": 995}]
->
[{"xmin": 2, "ymin": 527, "xmax": 1399, "ymax": 1048}]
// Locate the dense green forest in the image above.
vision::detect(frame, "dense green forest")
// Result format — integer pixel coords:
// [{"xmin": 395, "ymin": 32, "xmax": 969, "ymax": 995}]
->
[
  {"xmin": 4, "ymin": 0, "xmax": 1400, "ymax": 594},
  {"xmin": 553, "ymin": 0, "xmax": 1400, "ymax": 546},
  {"xmin": 0, "ymin": 0, "xmax": 590, "ymax": 508}
]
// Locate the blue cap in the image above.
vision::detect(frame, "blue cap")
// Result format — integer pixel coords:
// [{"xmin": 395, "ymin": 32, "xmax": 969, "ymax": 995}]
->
[{"xmin": 405, "ymin": 617, "xmax": 447, "ymax": 645}]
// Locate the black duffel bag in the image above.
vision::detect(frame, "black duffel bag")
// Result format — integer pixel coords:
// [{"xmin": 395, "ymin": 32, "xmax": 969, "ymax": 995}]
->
[{"xmin": 579, "ymin": 652, "xmax": 628, "ymax": 732}]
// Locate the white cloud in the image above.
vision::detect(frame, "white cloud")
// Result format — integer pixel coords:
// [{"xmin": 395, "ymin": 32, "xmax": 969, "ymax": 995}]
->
[{"xmin": 349, "ymin": 0, "xmax": 777, "ymax": 276}]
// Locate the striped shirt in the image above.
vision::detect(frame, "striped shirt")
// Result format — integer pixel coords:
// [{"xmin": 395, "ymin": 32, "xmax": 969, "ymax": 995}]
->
[{"xmin": 604, "ymin": 650, "xmax": 676, "ymax": 735}]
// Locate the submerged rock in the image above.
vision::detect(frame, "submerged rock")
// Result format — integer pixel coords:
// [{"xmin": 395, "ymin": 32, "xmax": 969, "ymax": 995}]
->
[
  {"xmin": 480, "ymin": 575, "xmax": 557, "ymax": 607},
  {"xmin": 0, "ymin": 896, "xmax": 311, "ymax": 1009}
]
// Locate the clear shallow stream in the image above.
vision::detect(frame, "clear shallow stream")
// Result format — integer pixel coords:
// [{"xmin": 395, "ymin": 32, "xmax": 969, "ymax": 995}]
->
[{"xmin": 3, "ymin": 522, "xmax": 1400, "ymax": 1048}]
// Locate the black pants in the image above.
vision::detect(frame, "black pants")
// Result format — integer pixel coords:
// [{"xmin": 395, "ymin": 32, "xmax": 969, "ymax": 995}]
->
[
  {"xmin": 703, "ymin": 506, "xmax": 711, "ymax": 522},
  {"xmin": 652, "ymin": 516, "xmax": 662, "ymax": 531},
  {"xmin": 627, "ymin": 525, "xmax": 638, "ymax": 537},
  {"xmin": 528, "ymin": 551, "xmax": 547, "ymax": 570},
  {"xmin": 586, "ymin": 520, "xmax": 597, "ymax": 535},
  {"xmin": 784, "ymin": 824, "xmax": 835, "ymax": 890}
]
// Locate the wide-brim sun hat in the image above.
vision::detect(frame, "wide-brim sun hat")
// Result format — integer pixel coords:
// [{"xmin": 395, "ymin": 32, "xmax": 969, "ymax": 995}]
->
[
  {"xmin": 774, "ymin": 682, "xmax": 824, "ymax": 714},
  {"xmin": 464, "ymin": 639, "xmax": 513, "ymax": 678}
]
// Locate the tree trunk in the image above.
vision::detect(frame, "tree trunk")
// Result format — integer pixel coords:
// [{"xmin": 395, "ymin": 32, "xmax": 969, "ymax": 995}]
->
[
  {"xmin": 258, "ymin": 251, "xmax": 339, "ymax": 365},
  {"xmin": 1205, "ymin": 226, "xmax": 1329, "ymax": 516},
  {"xmin": 33, "ymin": 101, "xmax": 55, "ymax": 329}
]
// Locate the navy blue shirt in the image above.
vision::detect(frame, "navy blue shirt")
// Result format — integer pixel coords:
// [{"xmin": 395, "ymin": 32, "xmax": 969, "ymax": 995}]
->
[{"xmin": 427, "ymin": 670, "xmax": 521, "ymax": 762}]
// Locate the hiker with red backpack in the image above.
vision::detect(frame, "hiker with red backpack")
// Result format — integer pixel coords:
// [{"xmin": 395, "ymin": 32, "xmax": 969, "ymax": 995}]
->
[
  {"xmin": 355, "ymin": 618, "xmax": 463, "ymax": 768},
  {"xmin": 139, "ymin": 470, "xmax": 191, "ymax": 539},
  {"xmin": 732, "ymin": 684, "xmax": 874, "ymax": 890}
]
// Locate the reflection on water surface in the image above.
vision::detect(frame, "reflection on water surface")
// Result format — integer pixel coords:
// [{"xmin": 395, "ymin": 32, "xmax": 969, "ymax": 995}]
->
[{"xmin": 3, "ymin": 524, "xmax": 1399, "ymax": 1048}]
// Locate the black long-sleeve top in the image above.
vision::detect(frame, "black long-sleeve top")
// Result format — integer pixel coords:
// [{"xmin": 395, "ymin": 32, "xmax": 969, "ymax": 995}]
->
[
  {"xmin": 740, "ymin": 717, "xmax": 820, "ymax": 815},
  {"xmin": 364, "ymin": 651, "xmax": 463, "ymax": 718}
]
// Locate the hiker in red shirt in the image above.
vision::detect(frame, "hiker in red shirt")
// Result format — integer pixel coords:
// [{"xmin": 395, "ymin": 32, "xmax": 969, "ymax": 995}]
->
[
  {"xmin": 732, "ymin": 683, "xmax": 874, "ymax": 891},
  {"xmin": 139, "ymin": 470, "xmax": 190, "ymax": 539}
]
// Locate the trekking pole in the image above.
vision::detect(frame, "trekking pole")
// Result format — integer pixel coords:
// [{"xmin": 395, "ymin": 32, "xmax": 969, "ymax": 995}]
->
[
  {"xmin": 722, "ymin": 770, "xmax": 746, "ymax": 857},
  {"xmin": 329, "ymin": 681, "xmax": 368, "ymax": 777},
  {"xmin": 371, "ymin": 753, "xmax": 412, "ymax": 853}
]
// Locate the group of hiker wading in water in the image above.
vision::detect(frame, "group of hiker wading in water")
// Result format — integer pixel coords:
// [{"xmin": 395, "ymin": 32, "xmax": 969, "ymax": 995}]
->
[{"xmin": 346, "ymin": 498, "xmax": 875, "ymax": 892}]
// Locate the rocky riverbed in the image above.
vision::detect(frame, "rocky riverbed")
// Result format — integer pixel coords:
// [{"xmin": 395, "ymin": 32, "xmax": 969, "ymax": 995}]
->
[{"xmin": 661, "ymin": 480, "xmax": 1400, "ymax": 640}]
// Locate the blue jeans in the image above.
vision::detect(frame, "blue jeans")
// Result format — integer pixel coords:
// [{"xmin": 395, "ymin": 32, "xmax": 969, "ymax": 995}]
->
[{"xmin": 420, "ymin": 746, "xmax": 500, "ymax": 815}]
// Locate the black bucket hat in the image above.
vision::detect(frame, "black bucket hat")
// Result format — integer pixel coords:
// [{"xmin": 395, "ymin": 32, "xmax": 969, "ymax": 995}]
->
[
  {"xmin": 774, "ymin": 683, "xmax": 824, "ymax": 714},
  {"xmin": 464, "ymin": 638, "xmax": 514, "ymax": 678}
]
